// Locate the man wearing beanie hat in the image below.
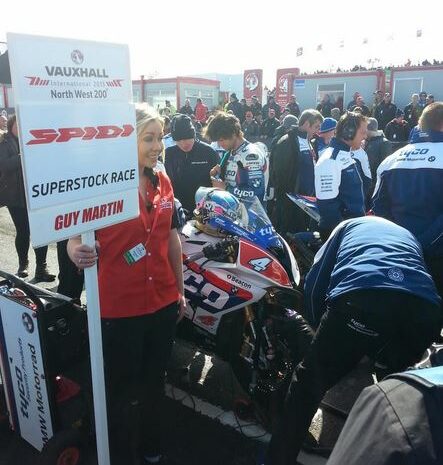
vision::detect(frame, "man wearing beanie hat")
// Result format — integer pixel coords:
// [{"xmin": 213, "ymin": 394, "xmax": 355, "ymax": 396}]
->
[
  {"xmin": 384, "ymin": 109, "xmax": 411, "ymax": 148},
  {"xmin": 312, "ymin": 117, "xmax": 337, "ymax": 156},
  {"xmin": 165, "ymin": 114, "xmax": 219, "ymax": 213}
]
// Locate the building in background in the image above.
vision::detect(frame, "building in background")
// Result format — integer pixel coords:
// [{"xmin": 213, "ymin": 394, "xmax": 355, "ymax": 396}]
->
[
  {"xmin": 390, "ymin": 65, "xmax": 443, "ymax": 109},
  {"xmin": 131, "ymin": 76, "xmax": 220, "ymax": 112},
  {"xmin": 290, "ymin": 69, "xmax": 385, "ymax": 111},
  {"xmin": 193, "ymin": 73, "xmax": 243, "ymax": 102}
]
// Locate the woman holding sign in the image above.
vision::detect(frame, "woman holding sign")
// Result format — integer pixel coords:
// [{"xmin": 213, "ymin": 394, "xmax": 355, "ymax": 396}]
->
[{"xmin": 68, "ymin": 107, "xmax": 185, "ymax": 465}]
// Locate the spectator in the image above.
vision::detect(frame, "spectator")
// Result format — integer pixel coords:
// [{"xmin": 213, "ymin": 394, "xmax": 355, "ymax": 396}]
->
[
  {"xmin": 266, "ymin": 216, "xmax": 442, "ymax": 465},
  {"xmin": 262, "ymin": 95, "xmax": 281, "ymax": 120},
  {"xmin": 240, "ymin": 98, "xmax": 253, "ymax": 117},
  {"xmin": 315, "ymin": 112, "xmax": 367, "ymax": 239},
  {"xmin": 426, "ymin": 94, "xmax": 435, "ymax": 106},
  {"xmin": 365, "ymin": 117, "xmax": 392, "ymax": 191},
  {"xmin": 311, "ymin": 117, "xmax": 337, "ymax": 156},
  {"xmin": 250, "ymin": 95, "xmax": 262, "ymax": 117},
  {"xmin": 331, "ymin": 107, "xmax": 341, "ymax": 121},
  {"xmin": 164, "ymin": 99, "xmax": 176, "ymax": 116},
  {"xmin": 68, "ymin": 107, "xmax": 185, "ymax": 465},
  {"xmin": 316, "ymin": 94, "xmax": 334, "ymax": 117},
  {"xmin": 373, "ymin": 102, "xmax": 443, "ymax": 299},
  {"xmin": 370, "ymin": 90, "xmax": 384, "ymax": 116},
  {"xmin": 190, "ymin": 114, "xmax": 203, "ymax": 139},
  {"xmin": 404, "ymin": 93, "xmax": 421, "ymax": 127},
  {"xmin": 351, "ymin": 96, "xmax": 370, "ymax": 116},
  {"xmin": 226, "ymin": 93, "xmax": 244, "ymax": 122},
  {"xmin": 279, "ymin": 108, "xmax": 291, "ymax": 122},
  {"xmin": 346, "ymin": 91, "xmax": 360, "ymax": 110},
  {"xmin": 194, "ymin": 98, "xmax": 208, "ymax": 124},
  {"xmin": 418, "ymin": 91, "xmax": 427, "ymax": 111},
  {"xmin": 242, "ymin": 110, "xmax": 261, "ymax": 142},
  {"xmin": 261, "ymin": 108, "xmax": 280, "ymax": 144},
  {"xmin": 179, "ymin": 98, "xmax": 194, "ymax": 116},
  {"xmin": 162, "ymin": 115, "xmax": 175, "ymax": 150},
  {"xmin": 286, "ymin": 94, "xmax": 301, "ymax": 117},
  {"xmin": 165, "ymin": 114, "xmax": 218, "ymax": 213},
  {"xmin": 0, "ymin": 115, "xmax": 55, "ymax": 281},
  {"xmin": 271, "ymin": 109, "xmax": 323, "ymax": 234},
  {"xmin": 374, "ymin": 92, "xmax": 397, "ymax": 130},
  {"xmin": 271, "ymin": 114, "xmax": 299, "ymax": 149},
  {"xmin": 384, "ymin": 109, "xmax": 410, "ymax": 146}
]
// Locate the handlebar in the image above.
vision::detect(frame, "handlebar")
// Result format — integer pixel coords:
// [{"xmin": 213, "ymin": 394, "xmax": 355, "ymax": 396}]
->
[{"xmin": 184, "ymin": 237, "xmax": 239, "ymax": 264}]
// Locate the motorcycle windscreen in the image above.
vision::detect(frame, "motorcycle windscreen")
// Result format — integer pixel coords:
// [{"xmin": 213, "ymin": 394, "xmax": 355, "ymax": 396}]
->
[{"xmin": 208, "ymin": 196, "xmax": 282, "ymax": 250}]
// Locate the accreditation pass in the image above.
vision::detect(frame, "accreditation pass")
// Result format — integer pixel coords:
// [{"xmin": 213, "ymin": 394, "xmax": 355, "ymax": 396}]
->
[{"xmin": 124, "ymin": 243, "xmax": 146, "ymax": 264}]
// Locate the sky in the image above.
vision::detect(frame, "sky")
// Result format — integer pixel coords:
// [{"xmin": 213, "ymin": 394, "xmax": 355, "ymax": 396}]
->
[{"xmin": 1, "ymin": 0, "xmax": 442, "ymax": 88}]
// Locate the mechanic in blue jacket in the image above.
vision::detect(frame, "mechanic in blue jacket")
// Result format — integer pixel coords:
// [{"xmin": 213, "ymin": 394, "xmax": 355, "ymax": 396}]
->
[
  {"xmin": 266, "ymin": 216, "xmax": 442, "ymax": 465},
  {"xmin": 373, "ymin": 102, "xmax": 443, "ymax": 298},
  {"xmin": 314, "ymin": 112, "xmax": 367, "ymax": 240}
]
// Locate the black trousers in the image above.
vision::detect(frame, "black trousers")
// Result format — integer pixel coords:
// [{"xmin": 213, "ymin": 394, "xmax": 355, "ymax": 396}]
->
[
  {"xmin": 266, "ymin": 289, "xmax": 442, "ymax": 465},
  {"xmin": 56, "ymin": 239, "xmax": 84, "ymax": 300},
  {"xmin": 7, "ymin": 206, "xmax": 48, "ymax": 267},
  {"xmin": 101, "ymin": 302, "xmax": 178, "ymax": 465}
]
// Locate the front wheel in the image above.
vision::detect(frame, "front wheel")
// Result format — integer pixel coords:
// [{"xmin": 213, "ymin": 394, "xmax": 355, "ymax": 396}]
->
[{"xmin": 230, "ymin": 305, "xmax": 312, "ymax": 431}]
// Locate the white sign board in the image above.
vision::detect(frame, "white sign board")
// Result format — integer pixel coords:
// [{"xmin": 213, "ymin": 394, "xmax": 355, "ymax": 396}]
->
[
  {"xmin": 7, "ymin": 33, "xmax": 139, "ymax": 247},
  {"xmin": 0, "ymin": 295, "xmax": 53, "ymax": 451}
]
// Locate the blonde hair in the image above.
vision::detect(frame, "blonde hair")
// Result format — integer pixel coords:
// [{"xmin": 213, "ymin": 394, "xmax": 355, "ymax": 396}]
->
[{"xmin": 135, "ymin": 104, "xmax": 163, "ymax": 139}]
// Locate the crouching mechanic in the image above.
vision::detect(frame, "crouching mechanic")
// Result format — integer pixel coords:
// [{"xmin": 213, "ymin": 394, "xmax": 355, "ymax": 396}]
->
[
  {"xmin": 203, "ymin": 112, "xmax": 267, "ymax": 202},
  {"xmin": 266, "ymin": 216, "xmax": 442, "ymax": 465}
]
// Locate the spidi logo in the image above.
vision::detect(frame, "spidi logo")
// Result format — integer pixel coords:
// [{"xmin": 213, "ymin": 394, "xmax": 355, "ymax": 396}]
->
[{"xmin": 26, "ymin": 124, "xmax": 134, "ymax": 145}]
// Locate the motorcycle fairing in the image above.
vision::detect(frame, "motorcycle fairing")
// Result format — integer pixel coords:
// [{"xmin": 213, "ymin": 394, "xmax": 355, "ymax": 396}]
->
[{"xmin": 237, "ymin": 239, "xmax": 292, "ymax": 288}]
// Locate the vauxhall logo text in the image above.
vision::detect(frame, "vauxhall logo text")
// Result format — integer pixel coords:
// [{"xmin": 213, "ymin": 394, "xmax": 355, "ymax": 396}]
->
[{"xmin": 44, "ymin": 65, "xmax": 109, "ymax": 78}]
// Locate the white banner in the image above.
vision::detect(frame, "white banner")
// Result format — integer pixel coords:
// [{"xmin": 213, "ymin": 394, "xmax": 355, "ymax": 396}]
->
[
  {"xmin": 7, "ymin": 32, "xmax": 139, "ymax": 247},
  {"xmin": 0, "ymin": 295, "xmax": 53, "ymax": 451},
  {"xmin": 7, "ymin": 33, "xmax": 132, "ymax": 104}
]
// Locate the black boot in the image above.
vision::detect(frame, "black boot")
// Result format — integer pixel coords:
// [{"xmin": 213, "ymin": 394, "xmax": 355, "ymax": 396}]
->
[
  {"xmin": 16, "ymin": 260, "xmax": 29, "ymax": 278},
  {"xmin": 34, "ymin": 264, "xmax": 56, "ymax": 282}
]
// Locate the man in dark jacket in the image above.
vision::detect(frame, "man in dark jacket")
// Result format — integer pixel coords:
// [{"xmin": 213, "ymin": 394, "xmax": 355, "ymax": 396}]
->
[
  {"xmin": 316, "ymin": 94, "xmax": 334, "ymax": 117},
  {"xmin": 250, "ymin": 95, "xmax": 262, "ymax": 117},
  {"xmin": 374, "ymin": 92, "xmax": 397, "ymax": 130},
  {"xmin": 404, "ymin": 93, "xmax": 421, "ymax": 127},
  {"xmin": 384, "ymin": 109, "xmax": 410, "ymax": 149},
  {"xmin": 0, "ymin": 115, "xmax": 55, "ymax": 281},
  {"xmin": 260, "ymin": 108, "xmax": 280, "ymax": 144},
  {"xmin": 365, "ymin": 117, "xmax": 392, "ymax": 192},
  {"xmin": 262, "ymin": 95, "xmax": 281, "ymax": 120},
  {"xmin": 165, "ymin": 114, "xmax": 219, "ymax": 213},
  {"xmin": 179, "ymin": 98, "xmax": 194, "ymax": 116},
  {"xmin": 286, "ymin": 94, "xmax": 301, "ymax": 117},
  {"xmin": 271, "ymin": 109, "xmax": 323, "ymax": 235},
  {"xmin": 241, "ymin": 110, "xmax": 260, "ymax": 142},
  {"xmin": 226, "ymin": 93, "xmax": 244, "ymax": 122}
]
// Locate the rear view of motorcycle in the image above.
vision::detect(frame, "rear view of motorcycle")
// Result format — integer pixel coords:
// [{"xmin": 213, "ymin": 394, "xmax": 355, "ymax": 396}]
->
[{"xmin": 178, "ymin": 188, "xmax": 313, "ymax": 429}]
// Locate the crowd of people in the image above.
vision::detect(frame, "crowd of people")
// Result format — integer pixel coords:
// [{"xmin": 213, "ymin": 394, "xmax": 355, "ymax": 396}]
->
[
  {"xmin": 300, "ymin": 58, "xmax": 443, "ymax": 75},
  {"xmin": 0, "ymin": 82, "xmax": 442, "ymax": 465}
]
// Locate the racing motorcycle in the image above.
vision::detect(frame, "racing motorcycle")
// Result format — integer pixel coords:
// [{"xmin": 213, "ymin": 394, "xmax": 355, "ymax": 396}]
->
[{"xmin": 178, "ymin": 189, "xmax": 313, "ymax": 428}]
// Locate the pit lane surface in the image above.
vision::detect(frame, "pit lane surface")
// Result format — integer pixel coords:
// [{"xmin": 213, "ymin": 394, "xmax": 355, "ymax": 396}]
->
[{"xmin": 0, "ymin": 207, "xmax": 371, "ymax": 465}]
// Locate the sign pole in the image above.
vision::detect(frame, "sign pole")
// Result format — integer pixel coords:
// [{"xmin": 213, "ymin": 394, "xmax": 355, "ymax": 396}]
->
[{"xmin": 82, "ymin": 230, "xmax": 110, "ymax": 465}]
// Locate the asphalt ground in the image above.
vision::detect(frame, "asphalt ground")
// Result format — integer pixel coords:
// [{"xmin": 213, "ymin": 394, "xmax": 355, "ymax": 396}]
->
[{"xmin": 0, "ymin": 206, "xmax": 373, "ymax": 465}]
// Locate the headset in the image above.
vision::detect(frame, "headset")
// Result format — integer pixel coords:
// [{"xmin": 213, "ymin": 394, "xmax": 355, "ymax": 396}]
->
[{"xmin": 338, "ymin": 111, "xmax": 360, "ymax": 141}]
